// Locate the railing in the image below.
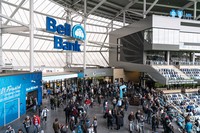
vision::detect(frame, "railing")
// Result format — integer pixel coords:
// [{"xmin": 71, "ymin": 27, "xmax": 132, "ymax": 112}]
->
[
  {"xmin": 146, "ymin": 60, "xmax": 167, "ymax": 65},
  {"xmin": 146, "ymin": 60, "xmax": 200, "ymax": 66}
]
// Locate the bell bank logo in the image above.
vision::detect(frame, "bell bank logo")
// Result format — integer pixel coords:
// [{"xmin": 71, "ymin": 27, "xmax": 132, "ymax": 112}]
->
[{"xmin": 46, "ymin": 17, "xmax": 86, "ymax": 52}]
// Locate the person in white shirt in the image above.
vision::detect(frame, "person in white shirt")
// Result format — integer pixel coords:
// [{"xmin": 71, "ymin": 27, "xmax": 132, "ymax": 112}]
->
[
  {"xmin": 87, "ymin": 124, "xmax": 94, "ymax": 133},
  {"xmin": 41, "ymin": 106, "xmax": 49, "ymax": 123}
]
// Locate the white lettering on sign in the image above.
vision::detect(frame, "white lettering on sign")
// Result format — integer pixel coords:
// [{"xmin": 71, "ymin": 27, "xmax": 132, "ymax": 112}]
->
[
  {"xmin": 0, "ymin": 84, "xmax": 21, "ymax": 102},
  {"xmin": 26, "ymin": 86, "xmax": 38, "ymax": 92}
]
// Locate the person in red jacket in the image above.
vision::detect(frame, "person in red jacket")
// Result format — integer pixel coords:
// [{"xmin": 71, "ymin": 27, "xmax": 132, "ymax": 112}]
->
[
  {"xmin": 33, "ymin": 115, "xmax": 40, "ymax": 133},
  {"xmin": 84, "ymin": 98, "xmax": 91, "ymax": 111}
]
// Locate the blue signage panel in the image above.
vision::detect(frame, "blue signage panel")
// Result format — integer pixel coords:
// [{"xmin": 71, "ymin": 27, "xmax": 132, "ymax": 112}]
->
[
  {"xmin": 46, "ymin": 17, "xmax": 86, "ymax": 52},
  {"xmin": 72, "ymin": 25, "xmax": 86, "ymax": 40},
  {"xmin": 170, "ymin": 9, "xmax": 192, "ymax": 19},
  {"xmin": 0, "ymin": 72, "xmax": 42, "ymax": 126},
  {"xmin": 170, "ymin": 9, "xmax": 177, "ymax": 17}
]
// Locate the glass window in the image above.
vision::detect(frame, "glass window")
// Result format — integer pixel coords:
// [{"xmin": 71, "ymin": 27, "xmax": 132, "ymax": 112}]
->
[
  {"xmin": 153, "ymin": 28, "xmax": 159, "ymax": 43},
  {"xmin": 164, "ymin": 29, "xmax": 169, "ymax": 44},
  {"xmin": 158, "ymin": 29, "xmax": 165, "ymax": 44},
  {"xmin": 168, "ymin": 29, "xmax": 173, "ymax": 44}
]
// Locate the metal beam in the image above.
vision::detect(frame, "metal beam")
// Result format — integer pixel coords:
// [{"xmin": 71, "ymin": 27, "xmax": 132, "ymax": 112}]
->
[
  {"xmin": 189, "ymin": 0, "xmax": 200, "ymax": 2},
  {"xmin": 137, "ymin": 1, "xmax": 200, "ymax": 12},
  {"xmin": 196, "ymin": 14, "xmax": 200, "ymax": 20},
  {"xmin": 2, "ymin": 49, "xmax": 107, "ymax": 53},
  {"xmin": 115, "ymin": 0, "xmax": 138, "ymax": 19},
  {"xmin": 180, "ymin": 1, "xmax": 194, "ymax": 10},
  {"xmin": 145, "ymin": 0, "xmax": 158, "ymax": 15},
  {"xmin": 2, "ymin": 1, "xmax": 123, "ymax": 27},
  {"xmin": 0, "ymin": 13, "xmax": 29, "ymax": 27},
  {"xmin": 87, "ymin": 0, "xmax": 107, "ymax": 16},
  {"xmin": 83, "ymin": 0, "xmax": 87, "ymax": 70},
  {"xmin": 100, "ymin": 52, "xmax": 108, "ymax": 65},
  {"xmin": 87, "ymin": 1, "xmax": 118, "ymax": 14},
  {"xmin": 71, "ymin": 0, "xmax": 81, "ymax": 7},
  {"xmin": 49, "ymin": 0, "xmax": 84, "ymax": 17},
  {"xmin": 123, "ymin": 11, "xmax": 125, "ymax": 26},
  {"xmin": 2, "ymin": 25, "xmax": 29, "ymax": 33},
  {"xmin": 11, "ymin": 32, "xmax": 111, "ymax": 49},
  {"xmin": 105, "ymin": 1, "xmax": 123, "ymax": 9},
  {"xmin": 194, "ymin": 1, "xmax": 197, "ymax": 19},
  {"xmin": 0, "ymin": 0, "xmax": 2, "ymax": 70},
  {"xmin": 143, "ymin": 0, "xmax": 146, "ymax": 18},
  {"xmin": 128, "ymin": 8, "xmax": 169, "ymax": 16},
  {"xmin": 126, "ymin": 12, "xmax": 139, "ymax": 22},
  {"xmin": 104, "ymin": 0, "xmax": 138, "ymax": 28},
  {"xmin": 30, "ymin": 0, "xmax": 34, "ymax": 72},
  {"xmin": 4, "ymin": 0, "xmax": 26, "ymax": 25},
  {"xmin": 126, "ymin": 10, "xmax": 143, "ymax": 17}
]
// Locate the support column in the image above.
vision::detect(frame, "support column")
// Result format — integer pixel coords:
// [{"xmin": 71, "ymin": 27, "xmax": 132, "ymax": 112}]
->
[
  {"xmin": 192, "ymin": 52, "xmax": 195, "ymax": 65},
  {"xmin": 111, "ymin": 21, "xmax": 113, "ymax": 31},
  {"xmin": 29, "ymin": 0, "xmax": 34, "ymax": 72},
  {"xmin": 123, "ymin": 11, "xmax": 125, "ymax": 26},
  {"xmin": 66, "ymin": 11, "xmax": 72, "ymax": 67},
  {"xmin": 143, "ymin": 52, "xmax": 146, "ymax": 65},
  {"xmin": 83, "ymin": 0, "xmax": 87, "ymax": 70},
  {"xmin": 194, "ymin": 1, "xmax": 197, "ymax": 19},
  {"xmin": 143, "ymin": 0, "xmax": 146, "ymax": 18},
  {"xmin": 167, "ymin": 51, "xmax": 170, "ymax": 65},
  {"xmin": 0, "ymin": 0, "xmax": 2, "ymax": 72}
]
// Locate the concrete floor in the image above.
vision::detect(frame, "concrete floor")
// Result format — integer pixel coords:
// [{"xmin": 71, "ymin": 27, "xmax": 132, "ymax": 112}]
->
[{"xmin": 0, "ymin": 98, "xmax": 177, "ymax": 133}]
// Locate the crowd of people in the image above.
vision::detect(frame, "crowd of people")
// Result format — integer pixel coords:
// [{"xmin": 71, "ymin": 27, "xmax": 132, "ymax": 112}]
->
[{"xmin": 5, "ymin": 80, "xmax": 200, "ymax": 133}]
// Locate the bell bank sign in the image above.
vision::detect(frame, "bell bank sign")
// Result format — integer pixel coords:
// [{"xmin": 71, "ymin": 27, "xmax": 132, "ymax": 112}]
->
[{"xmin": 46, "ymin": 17, "xmax": 86, "ymax": 52}]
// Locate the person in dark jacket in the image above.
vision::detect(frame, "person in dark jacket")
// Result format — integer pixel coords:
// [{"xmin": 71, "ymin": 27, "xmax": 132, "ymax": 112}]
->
[
  {"xmin": 53, "ymin": 118, "xmax": 60, "ymax": 133},
  {"xmin": 64, "ymin": 105, "xmax": 71, "ymax": 123},
  {"xmin": 135, "ymin": 110, "xmax": 141, "ymax": 130},
  {"xmin": 69, "ymin": 117, "xmax": 76, "ymax": 132},
  {"xmin": 128, "ymin": 112, "xmax": 135, "ymax": 133},
  {"xmin": 115, "ymin": 112, "xmax": 121, "ymax": 130},
  {"xmin": 23, "ymin": 116, "xmax": 31, "ymax": 133},
  {"xmin": 152, "ymin": 115, "xmax": 157, "ymax": 132},
  {"xmin": 107, "ymin": 110, "xmax": 113, "ymax": 130}
]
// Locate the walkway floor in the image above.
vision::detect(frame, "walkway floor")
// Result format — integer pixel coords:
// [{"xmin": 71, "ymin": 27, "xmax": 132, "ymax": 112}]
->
[{"xmin": 0, "ymin": 98, "xmax": 178, "ymax": 133}]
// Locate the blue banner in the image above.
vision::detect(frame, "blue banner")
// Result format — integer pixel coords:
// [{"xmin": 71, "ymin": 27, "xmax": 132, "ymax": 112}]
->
[{"xmin": 0, "ymin": 72, "xmax": 42, "ymax": 126}]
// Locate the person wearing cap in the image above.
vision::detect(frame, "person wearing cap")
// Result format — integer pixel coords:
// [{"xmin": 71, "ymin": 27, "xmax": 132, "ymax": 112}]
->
[
  {"xmin": 5, "ymin": 125, "xmax": 15, "ymax": 133},
  {"xmin": 23, "ymin": 116, "xmax": 31, "ymax": 133}
]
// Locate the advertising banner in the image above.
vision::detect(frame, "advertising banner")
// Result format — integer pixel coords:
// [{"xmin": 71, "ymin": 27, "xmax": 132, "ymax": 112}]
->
[{"xmin": 0, "ymin": 72, "xmax": 42, "ymax": 126}]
